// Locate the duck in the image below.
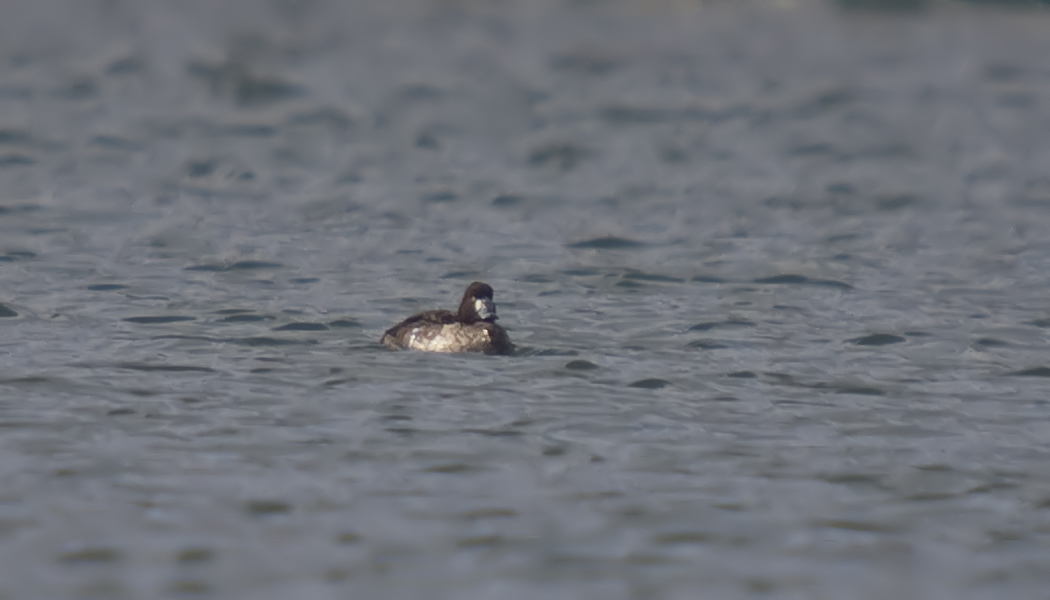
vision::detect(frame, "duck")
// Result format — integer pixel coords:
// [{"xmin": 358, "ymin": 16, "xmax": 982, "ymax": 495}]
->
[{"xmin": 380, "ymin": 281, "xmax": 514, "ymax": 355}]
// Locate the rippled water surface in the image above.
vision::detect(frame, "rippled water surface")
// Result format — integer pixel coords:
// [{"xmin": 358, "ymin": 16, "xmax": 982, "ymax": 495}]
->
[{"xmin": 3, "ymin": 0, "xmax": 1050, "ymax": 597}]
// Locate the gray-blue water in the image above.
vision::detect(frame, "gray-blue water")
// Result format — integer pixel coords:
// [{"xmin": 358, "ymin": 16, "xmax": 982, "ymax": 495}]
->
[{"xmin": 2, "ymin": 0, "xmax": 1050, "ymax": 597}]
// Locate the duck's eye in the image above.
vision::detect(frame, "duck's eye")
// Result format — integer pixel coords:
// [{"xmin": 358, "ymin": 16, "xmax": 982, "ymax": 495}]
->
[{"xmin": 474, "ymin": 298, "xmax": 497, "ymax": 320}]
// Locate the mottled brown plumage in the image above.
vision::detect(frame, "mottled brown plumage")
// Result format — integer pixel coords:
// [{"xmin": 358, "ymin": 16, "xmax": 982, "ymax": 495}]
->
[{"xmin": 380, "ymin": 282, "xmax": 514, "ymax": 355}]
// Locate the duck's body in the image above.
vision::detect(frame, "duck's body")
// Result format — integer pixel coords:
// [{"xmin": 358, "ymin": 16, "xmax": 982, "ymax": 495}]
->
[{"xmin": 381, "ymin": 282, "xmax": 514, "ymax": 355}]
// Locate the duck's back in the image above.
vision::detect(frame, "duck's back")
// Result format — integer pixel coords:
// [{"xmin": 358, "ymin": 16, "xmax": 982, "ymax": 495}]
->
[
  {"xmin": 381, "ymin": 310, "xmax": 455, "ymax": 348},
  {"xmin": 380, "ymin": 310, "xmax": 513, "ymax": 355}
]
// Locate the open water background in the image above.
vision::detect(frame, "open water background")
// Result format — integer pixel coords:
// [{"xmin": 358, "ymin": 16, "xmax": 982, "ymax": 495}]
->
[{"xmin": 2, "ymin": 0, "xmax": 1050, "ymax": 597}]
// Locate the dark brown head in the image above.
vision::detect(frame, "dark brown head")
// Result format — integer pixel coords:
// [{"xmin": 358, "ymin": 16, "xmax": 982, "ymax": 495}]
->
[{"xmin": 456, "ymin": 281, "xmax": 497, "ymax": 324}]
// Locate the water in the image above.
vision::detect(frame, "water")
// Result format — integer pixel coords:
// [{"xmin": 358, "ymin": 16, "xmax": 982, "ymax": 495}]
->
[{"xmin": 2, "ymin": 0, "xmax": 1050, "ymax": 597}]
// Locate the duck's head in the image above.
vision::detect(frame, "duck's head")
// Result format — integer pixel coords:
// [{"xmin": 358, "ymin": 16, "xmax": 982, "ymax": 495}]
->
[{"xmin": 457, "ymin": 281, "xmax": 498, "ymax": 324}]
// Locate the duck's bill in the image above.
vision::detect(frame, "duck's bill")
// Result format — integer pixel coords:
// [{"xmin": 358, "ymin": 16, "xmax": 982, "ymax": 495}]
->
[{"xmin": 474, "ymin": 298, "xmax": 497, "ymax": 321}]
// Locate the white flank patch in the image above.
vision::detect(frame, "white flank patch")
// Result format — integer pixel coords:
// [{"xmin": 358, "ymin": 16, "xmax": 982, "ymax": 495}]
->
[{"xmin": 405, "ymin": 323, "xmax": 489, "ymax": 352}]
